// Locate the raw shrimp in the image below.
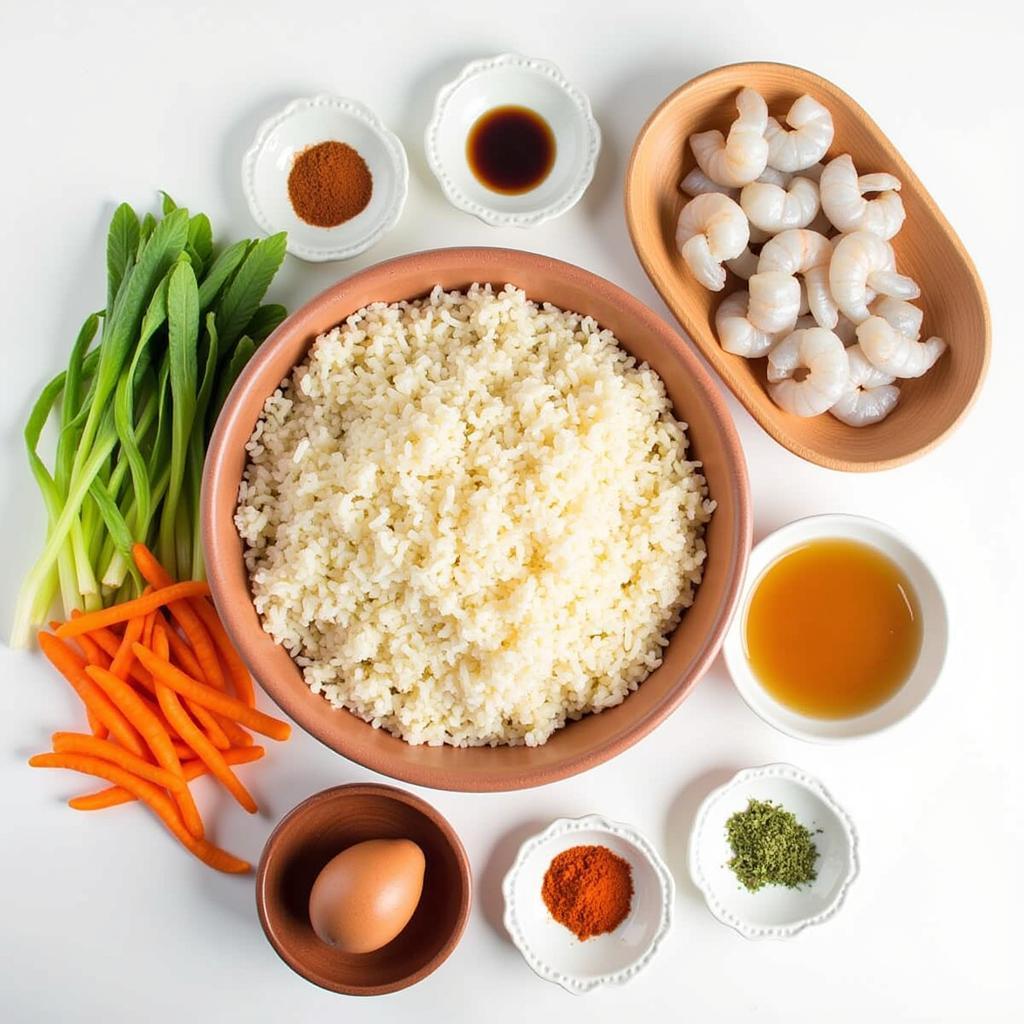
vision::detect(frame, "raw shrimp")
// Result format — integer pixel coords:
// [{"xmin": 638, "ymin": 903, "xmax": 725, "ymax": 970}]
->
[
  {"xmin": 740, "ymin": 174, "xmax": 821, "ymax": 233},
  {"xmin": 726, "ymin": 248, "xmax": 759, "ymax": 280},
  {"xmin": 834, "ymin": 314, "xmax": 859, "ymax": 346},
  {"xmin": 675, "ymin": 193, "xmax": 749, "ymax": 291},
  {"xmin": 856, "ymin": 316, "xmax": 947, "ymax": 378},
  {"xmin": 765, "ymin": 95, "xmax": 834, "ymax": 172},
  {"xmin": 829, "ymin": 344, "xmax": 900, "ymax": 426},
  {"xmin": 747, "ymin": 271, "xmax": 801, "ymax": 334},
  {"xmin": 757, "ymin": 229, "xmax": 837, "ymax": 329},
  {"xmin": 689, "ymin": 88, "xmax": 770, "ymax": 187},
  {"xmin": 715, "ymin": 290, "xmax": 781, "ymax": 357},
  {"xmin": 829, "ymin": 231, "xmax": 920, "ymax": 324},
  {"xmin": 767, "ymin": 327, "xmax": 850, "ymax": 416},
  {"xmin": 819, "ymin": 154, "xmax": 906, "ymax": 239},
  {"xmin": 871, "ymin": 296, "xmax": 923, "ymax": 341},
  {"xmin": 679, "ymin": 166, "xmax": 739, "ymax": 199}
]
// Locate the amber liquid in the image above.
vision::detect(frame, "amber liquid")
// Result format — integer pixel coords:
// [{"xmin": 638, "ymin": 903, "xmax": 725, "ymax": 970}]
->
[
  {"xmin": 466, "ymin": 105, "xmax": 556, "ymax": 195},
  {"xmin": 744, "ymin": 538, "xmax": 922, "ymax": 719}
]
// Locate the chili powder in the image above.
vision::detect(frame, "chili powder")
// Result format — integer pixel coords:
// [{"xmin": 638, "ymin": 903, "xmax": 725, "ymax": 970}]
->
[
  {"xmin": 541, "ymin": 844, "xmax": 634, "ymax": 941},
  {"xmin": 287, "ymin": 141, "xmax": 373, "ymax": 228}
]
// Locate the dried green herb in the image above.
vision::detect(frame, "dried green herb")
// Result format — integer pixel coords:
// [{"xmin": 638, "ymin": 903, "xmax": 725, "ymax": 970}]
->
[{"xmin": 725, "ymin": 798, "xmax": 820, "ymax": 892}]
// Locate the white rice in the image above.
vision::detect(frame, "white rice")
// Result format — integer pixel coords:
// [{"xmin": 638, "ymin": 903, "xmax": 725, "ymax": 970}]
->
[{"xmin": 235, "ymin": 285, "xmax": 714, "ymax": 747}]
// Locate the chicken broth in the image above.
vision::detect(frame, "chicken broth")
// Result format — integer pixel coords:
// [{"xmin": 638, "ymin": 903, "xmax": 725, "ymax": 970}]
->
[{"xmin": 744, "ymin": 538, "xmax": 922, "ymax": 718}]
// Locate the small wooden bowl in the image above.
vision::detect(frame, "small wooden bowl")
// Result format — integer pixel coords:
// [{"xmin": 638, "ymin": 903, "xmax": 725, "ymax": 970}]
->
[
  {"xmin": 255, "ymin": 784, "xmax": 471, "ymax": 996},
  {"xmin": 625, "ymin": 62, "xmax": 990, "ymax": 472}
]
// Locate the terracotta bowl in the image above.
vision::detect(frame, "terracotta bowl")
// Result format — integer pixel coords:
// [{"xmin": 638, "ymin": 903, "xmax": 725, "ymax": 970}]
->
[
  {"xmin": 202, "ymin": 247, "xmax": 751, "ymax": 791},
  {"xmin": 625, "ymin": 62, "xmax": 990, "ymax": 472},
  {"xmin": 255, "ymin": 783, "xmax": 471, "ymax": 996}
]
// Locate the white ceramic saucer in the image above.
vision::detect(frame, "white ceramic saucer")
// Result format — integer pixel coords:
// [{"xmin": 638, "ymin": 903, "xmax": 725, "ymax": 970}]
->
[
  {"xmin": 242, "ymin": 95, "xmax": 408, "ymax": 262},
  {"xmin": 689, "ymin": 763, "xmax": 858, "ymax": 940},
  {"xmin": 502, "ymin": 814, "xmax": 673, "ymax": 995},
  {"xmin": 425, "ymin": 53, "xmax": 601, "ymax": 227}
]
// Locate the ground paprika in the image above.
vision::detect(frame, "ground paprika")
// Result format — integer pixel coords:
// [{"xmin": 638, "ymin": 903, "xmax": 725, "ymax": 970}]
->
[
  {"xmin": 287, "ymin": 140, "xmax": 373, "ymax": 228},
  {"xmin": 541, "ymin": 844, "xmax": 634, "ymax": 940}
]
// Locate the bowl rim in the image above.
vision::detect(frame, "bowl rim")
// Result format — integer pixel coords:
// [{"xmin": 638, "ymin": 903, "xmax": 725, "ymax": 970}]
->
[
  {"xmin": 501, "ymin": 813, "xmax": 675, "ymax": 994},
  {"xmin": 241, "ymin": 93, "xmax": 409, "ymax": 262},
  {"xmin": 424, "ymin": 52, "xmax": 601, "ymax": 227},
  {"xmin": 688, "ymin": 763, "xmax": 859, "ymax": 940},
  {"xmin": 202, "ymin": 245, "xmax": 752, "ymax": 791},
  {"xmin": 623, "ymin": 59, "xmax": 992, "ymax": 472},
  {"xmin": 722, "ymin": 512, "xmax": 949, "ymax": 742},
  {"xmin": 255, "ymin": 782, "xmax": 472, "ymax": 996}
]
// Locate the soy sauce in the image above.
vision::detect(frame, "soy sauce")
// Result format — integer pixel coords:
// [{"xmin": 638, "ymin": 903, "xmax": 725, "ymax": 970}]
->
[{"xmin": 467, "ymin": 105, "xmax": 556, "ymax": 195}]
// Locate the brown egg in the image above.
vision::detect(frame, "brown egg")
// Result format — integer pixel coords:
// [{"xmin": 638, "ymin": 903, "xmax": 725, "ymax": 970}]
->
[{"xmin": 308, "ymin": 838, "xmax": 426, "ymax": 954}]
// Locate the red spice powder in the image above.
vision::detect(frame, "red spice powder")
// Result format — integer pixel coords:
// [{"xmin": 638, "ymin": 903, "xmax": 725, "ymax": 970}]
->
[
  {"xmin": 287, "ymin": 140, "xmax": 373, "ymax": 228},
  {"xmin": 541, "ymin": 844, "xmax": 634, "ymax": 941}
]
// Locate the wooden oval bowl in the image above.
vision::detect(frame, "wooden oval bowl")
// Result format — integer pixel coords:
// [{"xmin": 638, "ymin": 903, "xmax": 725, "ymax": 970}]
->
[
  {"xmin": 202, "ymin": 247, "xmax": 751, "ymax": 791},
  {"xmin": 256, "ymin": 784, "xmax": 470, "ymax": 996},
  {"xmin": 625, "ymin": 62, "xmax": 990, "ymax": 472}
]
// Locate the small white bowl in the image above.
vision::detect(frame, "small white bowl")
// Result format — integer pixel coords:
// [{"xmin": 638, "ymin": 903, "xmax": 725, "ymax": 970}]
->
[
  {"xmin": 690, "ymin": 764, "xmax": 858, "ymax": 940},
  {"xmin": 425, "ymin": 53, "xmax": 601, "ymax": 227},
  {"xmin": 723, "ymin": 514, "xmax": 948, "ymax": 742},
  {"xmin": 242, "ymin": 95, "xmax": 408, "ymax": 262},
  {"xmin": 502, "ymin": 814, "xmax": 673, "ymax": 995}
]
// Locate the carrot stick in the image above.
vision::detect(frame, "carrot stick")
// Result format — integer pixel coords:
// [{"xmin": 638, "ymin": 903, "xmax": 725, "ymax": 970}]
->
[
  {"xmin": 141, "ymin": 611, "xmax": 156, "ymax": 649},
  {"xmin": 84, "ymin": 665, "xmax": 205, "ymax": 839},
  {"xmin": 54, "ymin": 582, "xmax": 211, "ymax": 639},
  {"xmin": 162, "ymin": 620, "xmax": 204, "ymax": 680},
  {"xmin": 132, "ymin": 645, "xmax": 290, "ymax": 741},
  {"xmin": 28, "ymin": 753, "xmax": 249, "ymax": 873},
  {"xmin": 51, "ymin": 732, "xmax": 183, "ymax": 790},
  {"xmin": 38, "ymin": 633, "xmax": 146, "ymax": 756},
  {"xmin": 155, "ymin": 682, "xmax": 257, "ymax": 813},
  {"xmin": 190, "ymin": 597, "xmax": 255, "ymax": 706},
  {"xmin": 132, "ymin": 544, "xmax": 228, "ymax": 692},
  {"xmin": 82, "ymin": 625, "xmax": 153, "ymax": 688},
  {"xmin": 212, "ymin": 713, "xmax": 253, "ymax": 748},
  {"xmin": 110, "ymin": 615, "xmax": 145, "ymax": 681},
  {"xmin": 69, "ymin": 747, "xmax": 265, "ymax": 810}
]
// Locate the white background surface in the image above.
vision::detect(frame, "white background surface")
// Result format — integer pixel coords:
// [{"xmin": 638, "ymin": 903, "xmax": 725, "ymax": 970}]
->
[{"xmin": 2, "ymin": 1, "xmax": 1021, "ymax": 1020}]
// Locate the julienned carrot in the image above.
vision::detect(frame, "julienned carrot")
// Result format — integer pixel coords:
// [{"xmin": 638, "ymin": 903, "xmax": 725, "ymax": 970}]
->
[
  {"xmin": 133, "ymin": 645, "xmax": 290, "ymax": 742},
  {"xmin": 68, "ymin": 747, "xmax": 265, "ymax": 810},
  {"xmin": 51, "ymin": 732, "xmax": 183, "ymax": 790},
  {"xmin": 142, "ymin": 610, "xmax": 156, "ymax": 649},
  {"xmin": 54, "ymin": 581, "xmax": 210, "ymax": 639},
  {"xmin": 38, "ymin": 633, "xmax": 146, "ymax": 756},
  {"xmin": 110, "ymin": 615, "xmax": 145, "ymax": 681},
  {"xmin": 28, "ymin": 753, "xmax": 249, "ymax": 873},
  {"xmin": 82, "ymin": 625, "xmax": 154, "ymax": 690},
  {"xmin": 83, "ymin": 664, "xmax": 205, "ymax": 840},
  {"xmin": 190, "ymin": 597, "xmax": 255, "ymax": 707},
  {"xmin": 132, "ymin": 544, "xmax": 227, "ymax": 693},
  {"xmin": 162, "ymin": 618, "xmax": 204, "ymax": 680},
  {"xmin": 212, "ymin": 712, "xmax": 253, "ymax": 748},
  {"xmin": 155, "ymin": 682, "xmax": 258, "ymax": 814}
]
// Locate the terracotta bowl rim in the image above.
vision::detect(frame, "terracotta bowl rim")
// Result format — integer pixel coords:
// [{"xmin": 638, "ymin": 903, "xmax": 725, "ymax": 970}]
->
[
  {"xmin": 255, "ymin": 782, "xmax": 472, "ymax": 996},
  {"xmin": 203, "ymin": 246, "xmax": 752, "ymax": 790}
]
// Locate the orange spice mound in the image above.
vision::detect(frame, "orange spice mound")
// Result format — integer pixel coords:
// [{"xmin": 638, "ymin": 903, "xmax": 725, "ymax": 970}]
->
[
  {"xmin": 541, "ymin": 844, "xmax": 634, "ymax": 940},
  {"xmin": 287, "ymin": 141, "xmax": 373, "ymax": 228}
]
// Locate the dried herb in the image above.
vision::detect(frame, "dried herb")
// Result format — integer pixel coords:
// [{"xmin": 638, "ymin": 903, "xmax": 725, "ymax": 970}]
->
[{"xmin": 725, "ymin": 798, "xmax": 820, "ymax": 892}]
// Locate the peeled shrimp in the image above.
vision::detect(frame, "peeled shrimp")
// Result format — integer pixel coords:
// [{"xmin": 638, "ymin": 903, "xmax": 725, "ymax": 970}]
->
[
  {"xmin": 871, "ymin": 296, "xmax": 923, "ymax": 342},
  {"xmin": 747, "ymin": 270, "xmax": 801, "ymax": 334},
  {"xmin": 819, "ymin": 154, "xmax": 906, "ymax": 239},
  {"xmin": 829, "ymin": 344, "xmax": 900, "ymax": 426},
  {"xmin": 689, "ymin": 88, "xmax": 770, "ymax": 187},
  {"xmin": 765, "ymin": 95, "xmax": 834, "ymax": 172},
  {"xmin": 834, "ymin": 314, "xmax": 859, "ymax": 346},
  {"xmin": 675, "ymin": 193, "xmax": 749, "ymax": 291},
  {"xmin": 757, "ymin": 229, "xmax": 837, "ymax": 329},
  {"xmin": 740, "ymin": 175, "xmax": 821, "ymax": 233},
  {"xmin": 767, "ymin": 327, "xmax": 850, "ymax": 416},
  {"xmin": 715, "ymin": 290, "xmax": 781, "ymax": 358},
  {"xmin": 679, "ymin": 166, "xmax": 739, "ymax": 199},
  {"xmin": 856, "ymin": 315, "xmax": 947, "ymax": 378},
  {"xmin": 829, "ymin": 231, "xmax": 920, "ymax": 324}
]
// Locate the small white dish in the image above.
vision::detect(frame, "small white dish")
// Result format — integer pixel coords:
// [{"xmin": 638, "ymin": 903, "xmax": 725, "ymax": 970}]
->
[
  {"xmin": 690, "ymin": 763, "xmax": 858, "ymax": 940},
  {"xmin": 242, "ymin": 95, "xmax": 408, "ymax": 262},
  {"xmin": 502, "ymin": 814, "xmax": 673, "ymax": 995},
  {"xmin": 425, "ymin": 53, "xmax": 601, "ymax": 227},
  {"xmin": 723, "ymin": 513, "xmax": 948, "ymax": 742}
]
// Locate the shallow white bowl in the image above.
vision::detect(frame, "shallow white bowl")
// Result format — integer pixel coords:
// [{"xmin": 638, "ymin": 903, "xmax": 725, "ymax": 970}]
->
[
  {"xmin": 690, "ymin": 763, "xmax": 858, "ymax": 940},
  {"xmin": 723, "ymin": 513, "xmax": 948, "ymax": 742},
  {"xmin": 242, "ymin": 95, "xmax": 408, "ymax": 262},
  {"xmin": 425, "ymin": 53, "xmax": 601, "ymax": 227},
  {"xmin": 502, "ymin": 814, "xmax": 673, "ymax": 995}
]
